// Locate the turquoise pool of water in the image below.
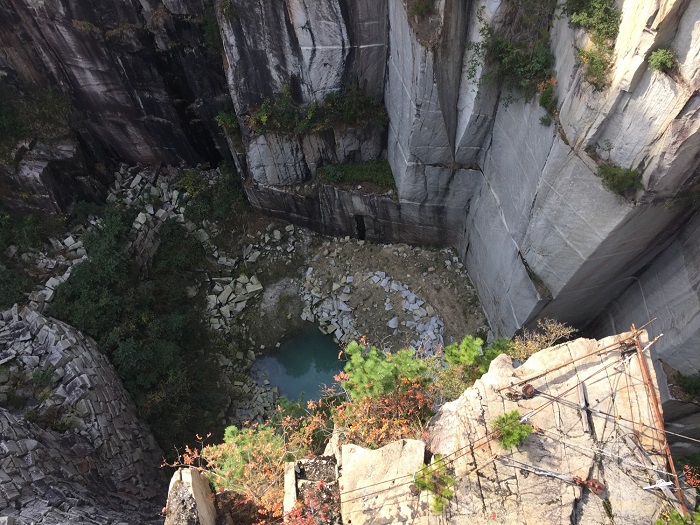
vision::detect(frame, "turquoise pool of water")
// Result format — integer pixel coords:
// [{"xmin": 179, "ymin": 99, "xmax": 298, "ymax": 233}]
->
[{"xmin": 250, "ymin": 326, "xmax": 344, "ymax": 401}]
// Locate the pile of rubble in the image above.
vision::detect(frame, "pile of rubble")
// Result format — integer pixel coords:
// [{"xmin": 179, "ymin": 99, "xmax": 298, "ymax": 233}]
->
[
  {"xmin": 300, "ymin": 264, "xmax": 446, "ymax": 351},
  {"xmin": 301, "ymin": 268, "xmax": 359, "ymax": 343},
  {"xmin": 369, "ymin": 271, "xmax": 445, "ymax": 353},
  {"xmin": 206, "ymin": 273, "xmax": 263, "ymax": 332}
]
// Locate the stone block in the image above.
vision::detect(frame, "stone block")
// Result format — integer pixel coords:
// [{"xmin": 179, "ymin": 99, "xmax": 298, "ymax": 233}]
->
[{"xmin": 245, "ymin": 283, "xmax": 263, "ymax": 294}]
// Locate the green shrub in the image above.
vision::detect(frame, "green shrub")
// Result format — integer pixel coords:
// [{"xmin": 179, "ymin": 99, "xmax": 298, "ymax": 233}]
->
[
  {"xmin": 648, "ymin": 48, "xmax": 675, "ymax": 72},
  {"xmin": 50, "ymin": 210, "xmax": 132, "ymax": 337},
  {"xmin": 567, "ymin": 0, "xmax": 620, "ymax": 90},
  {"xmin": 215, "ymin": 111, "xmax": 239, "ymax": 132},
  {"xmin": 445, "ymin": 335, "xmax": 483, "ymax": 366},
  {"xmin": 0, "ymin": 79, "xmax": 70, "ymax": 161},
  {"xmin": 413, "ymin": 455, "xmax": 456, "ymax": 514},
  {"xmin": 323, "ymin": 165, "xmax": 345, "ymax": 184},
  {"xmin": 407, "ymin": 0, "xmax": 435, "ymax": 17},
  {"xmin": 597, "ymin": 163, "xmax": 642, "ymax": 195},
  {"xmin": 539, "ymin": 115, "xmax": 552, "ymax": 126},
  {"xmin": 566, "ymin": 0, "xmax": 621, "ymax": 44},
  {"xmin": 215, "ymin": 112, "xmax": 244, "ymax": 153},
  {"xmin": 203, "ymin": 425, "xmax": 296, "ymax": 491},
  {"xmin": 510, "ymin": 319, "xmax": 575, "ymax": 360},
  {"xmin": 578, "ymin": 48, "xmax": 612, "ymax": 90},
  {"xmin": 431, "ymin": 336, "xmax": 513, "ymax": 403},
  {"xmin": 180, "ymin": 169, "xmax": 209, "ymax": 198},
  {"xmin": 656, "ymin": 509, "xmax": 700, "ymax": 525},
  {"xmin": 432, "ymin": 362, "xmax": 471, "ymax": 402},
  {"xmin": 0, "ymin": 265, "xmax": 27, "ymax": 309},
  {"xmin": 482, "ymin": 27, "xmax": 555, "ymax": 98},
  {"xmin": 491, "ymin": 410, "xmax": 533, "ymax": 449},
  {"xmin": 0, "ymin": 207, "xmax": 60, "ymax": 254},
  {"xmin": 445, "ymin": 335, "xmax": 504, "ymax": 376},
  {"xmin": 51, "ymin": 211, "xmax": 225, "ymax": 450},
  {"xmin": 70, "ymin": 200, "xmax": 103, "ymax": 226},
  {"xmin": 466, "ymin": 1, "xmax": 557, "ymax": 100},
  {"xmin": 539, "ymin": 84, "xmax": 558, "ymax": 115},
  {"xmin": 676, "ymin": 373, "xmax": 700, "ymax": 397},
  {"xmin": 184, "ymin": 168, "xmax": 245, "ymax": 224},
  {"xmin": 248, "ymin": 81, "xmax": 387, "ymax": 136},
  {"xmin": 202, "ymin": 6, "xmax": 223, "ymax": 60},
  {"xmin": 342, "ymin": 341, "xmax": 427, "ymax": 400}
]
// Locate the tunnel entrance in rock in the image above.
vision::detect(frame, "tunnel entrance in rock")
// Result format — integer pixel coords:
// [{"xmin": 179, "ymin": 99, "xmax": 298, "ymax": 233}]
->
[{"xmin": 354, "ymin": 215, "xmax": 366, "ymax": 240}]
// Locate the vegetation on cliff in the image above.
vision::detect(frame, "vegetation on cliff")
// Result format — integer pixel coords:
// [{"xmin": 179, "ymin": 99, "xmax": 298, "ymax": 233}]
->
[
  {"xmin": 413, "ymin": 454, "xmax": 455, "ymax": 514},
  {"xmin": 0, "ymin": 79, "xmax": 70, "ymax": 161},
  {"xmin": 596, "ymin": 163, "xmax": 642, "ymax": 196},
  {"xmin": 566, "ymin": 0, "xmax": 621, "ymax": 90},
  {"xmin": 407, "ymin": 0, "xmax": 435, "ymax": 18},
  {"xmin": 648, "ymin": 48, "xmax": 676, "ymax": 73},
  {"xmin": 319, "ymin": 160, "xmax": 397, "ymax": 194},
  {"xmin": 491, "ymin": 410, "xmax": 533, "ymax": 449},
  {"xmin": 0, "ymin": 207, "xmax": 69, "ymax": 309},
  {"xmin": 467, "ymin": 0, "xmax": 557, "ymax": 100},
  {"xmin": 247, "ymin": 81, "xmax": 387, "ymax": 136}
]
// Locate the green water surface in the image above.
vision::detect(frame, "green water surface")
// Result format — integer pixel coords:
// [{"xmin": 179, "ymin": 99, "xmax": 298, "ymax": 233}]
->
[{"xmin": 251, "ymin": 326, "xmax": 344, "ymax": 401}]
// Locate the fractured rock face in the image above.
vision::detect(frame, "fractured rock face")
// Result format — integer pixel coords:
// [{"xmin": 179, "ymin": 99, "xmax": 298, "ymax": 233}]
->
[
  {"xmin": 0, "ymin": 308, "xmax": 165, "ymax": 523},
  {"xmin": 339, "ymin": 439, "xmax": 427, "ymax": 524}
]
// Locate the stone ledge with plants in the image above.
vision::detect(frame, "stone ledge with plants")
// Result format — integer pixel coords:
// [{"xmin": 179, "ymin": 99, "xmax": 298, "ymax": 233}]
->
[
  {"xmin": 246, "ymin": 81, "xmax": 387, "ymax": 138},
  {"xmin": 318, "ymin": 159, "xmax": 397, "ymax": 197}
]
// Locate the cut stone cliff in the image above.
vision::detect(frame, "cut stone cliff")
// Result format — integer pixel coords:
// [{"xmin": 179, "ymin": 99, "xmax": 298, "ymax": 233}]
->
[
  {"xmin": 213, "ymin": 0, "xmax": 700, "ymax": 381},
  {"xmin": 2, "ymin": 0, "xmax": 700, "ymax": 375}
]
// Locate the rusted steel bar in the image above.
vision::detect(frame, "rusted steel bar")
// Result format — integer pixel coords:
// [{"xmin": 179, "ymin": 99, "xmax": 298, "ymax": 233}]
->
[
  {"xmin": 622, "ymin": 434, "xmax": 683, "ymax": 515},
  {"xmin": 520, "ymin": 357, "xmax": 625, "ymax": 423},
  {"xmin": 631, "ymin": 324, "xmax": 688, "ymax": 516},
  {"xmin": 578, "ymin": 382, "xmax": 591, "ymax": 434}
]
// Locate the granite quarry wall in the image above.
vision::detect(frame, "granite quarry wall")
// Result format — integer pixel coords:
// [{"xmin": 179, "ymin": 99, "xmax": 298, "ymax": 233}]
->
[
  {"xmin": 1, "ymin": 1, "xmax": 700, "ymax": 521},
  {"xmin": 4, "ymin": 0, "xmax": 700, "ymax": 374},
  {"xmin": 209, "ymin": 0, "xmax": 700, "ymax": 382}
]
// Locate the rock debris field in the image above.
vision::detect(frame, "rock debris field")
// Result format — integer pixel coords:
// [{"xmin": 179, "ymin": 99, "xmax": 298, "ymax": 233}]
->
[{"xmin": 4, "ymin": 165, "xmax": 488, "ymax": 424}]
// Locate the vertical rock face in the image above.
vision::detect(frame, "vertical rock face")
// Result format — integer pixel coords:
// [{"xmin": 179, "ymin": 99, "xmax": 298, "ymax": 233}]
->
[
  {"xmin": 218, "ymin": 0, "xmax": 387, "ymax": 112},
  {"xmin": 218, "ymin": 0, "xmax": 389, "ymax": 187},
  {"xmin": 593, "ymin": 210, "xmax": 700, "ymax": 374},
  {"xmin": 230, "ymin": 0, "xmax": 700, "ymax": 370},
  {"xmin": 454, "ymin": 0, "xmax": 700, "ymax": 337},
  {"xmin": 1, "ymin": 0, "xmax": 231, "ymax": 168}
]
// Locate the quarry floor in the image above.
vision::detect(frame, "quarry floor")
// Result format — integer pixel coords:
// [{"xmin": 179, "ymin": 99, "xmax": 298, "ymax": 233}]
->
[{"xmin": 219, "ymin": 211, "xmax": 489, "ymax": 357}]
